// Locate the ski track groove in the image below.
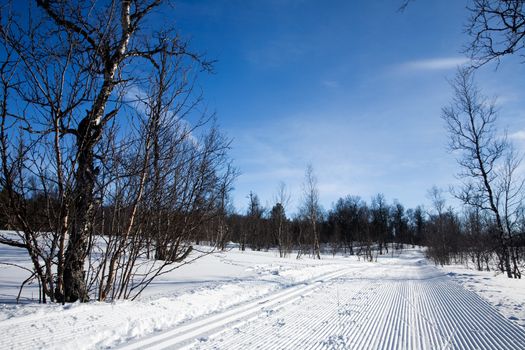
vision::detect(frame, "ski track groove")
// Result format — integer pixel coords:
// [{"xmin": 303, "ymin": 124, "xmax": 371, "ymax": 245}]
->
[
  {"xmin": 373, "ymin": 282, "xmax": 393, "ymax": 350},
  {"xmin": 183, "ymin": 267, "xmax": 525, "ymax": 350},
  {"xmin": 414, "ymin": 281, "xmax": 443, "ymax": 349}
]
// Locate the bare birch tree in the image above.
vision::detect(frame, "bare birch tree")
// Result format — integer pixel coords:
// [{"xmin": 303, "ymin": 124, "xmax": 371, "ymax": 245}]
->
[
  {"xmin": 272, "ymin": 182, "xmax": 291, "ymax": 257},
  {"xmin": 300, "ymin": 164, "xmax": 321, "ymax": 259},
  {"xmin": 0, "ymin": 0, "xmax": 235, "ymax": 303},
  {"xmin": 442, "ymin": 68, "xmax": 522, "ymax": 278}
]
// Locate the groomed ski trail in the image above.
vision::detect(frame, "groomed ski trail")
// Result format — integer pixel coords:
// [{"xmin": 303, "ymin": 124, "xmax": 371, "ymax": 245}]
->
[
  {"xmin": 121, "ymin": 252, "xmax": 525, "ymax": 350},
  {"xmin": 117, "ymin": 267, "xmax": 349, "ymax": 350}
]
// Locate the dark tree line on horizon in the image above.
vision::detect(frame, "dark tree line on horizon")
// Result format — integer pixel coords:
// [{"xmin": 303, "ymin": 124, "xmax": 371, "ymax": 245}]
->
[{"xmin": 193, "ymin": 184, "xmax": 523, "ymax": 277}]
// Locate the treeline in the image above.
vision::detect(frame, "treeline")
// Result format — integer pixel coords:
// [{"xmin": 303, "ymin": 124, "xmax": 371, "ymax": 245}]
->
[
  {"xmin": 195, "ymin": 185, "xmax": 524, "ymax": 277},
  {"xmin": 220, "ymin": 193, "xmax": 425, "ymax": 261}
]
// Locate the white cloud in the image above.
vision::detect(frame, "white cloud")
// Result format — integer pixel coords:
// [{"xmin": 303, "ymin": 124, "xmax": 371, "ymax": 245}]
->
[
  {"xmin": 121, "ymin": 85, "xmax": 201, "ymax": 146},
  {"xmin": 509, "ymin": 130, "xmax": 525, "ymax": 141},
  {"xmin": 122, "ymin": 85, "xmax": 149, "ymax": 115},
  {"xmin": 228, "ymin": 108, "xmax": 458, "ymax": 214},
  {"xmin": 401, "ymin": 57, "xmax": 470, "ymax": 71}
]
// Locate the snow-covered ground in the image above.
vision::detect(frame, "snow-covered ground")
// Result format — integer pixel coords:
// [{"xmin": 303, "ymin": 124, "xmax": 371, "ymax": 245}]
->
[
  {"xmin": 1, "ymin": 243, "xmax": 524, "ymax": 349},
  {"xmin": 440, "ymin": 263, "xmax": 525, "ymax": 328}
]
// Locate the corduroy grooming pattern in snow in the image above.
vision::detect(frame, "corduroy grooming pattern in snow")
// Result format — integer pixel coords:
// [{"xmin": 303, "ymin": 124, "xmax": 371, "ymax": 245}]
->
[{"xmin": 189, "ymin": 276, "xmax": 525, "ymax": 350}]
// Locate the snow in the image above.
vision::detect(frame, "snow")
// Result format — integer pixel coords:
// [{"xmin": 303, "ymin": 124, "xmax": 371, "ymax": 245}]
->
[
  {"xmin": 0, "ymin": 243, "xmax": 350, "ymax": 349},
  {"xmin": 1, "ymin": 241, "xmax": 524, "ymax": 349},
  {"xmin": 440, "ymin": 263, "xmax": 525, "ymax": 328}
]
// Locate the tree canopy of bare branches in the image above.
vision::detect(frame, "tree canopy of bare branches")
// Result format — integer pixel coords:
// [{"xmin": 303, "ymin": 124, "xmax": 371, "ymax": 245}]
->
[
  {"xmin": 401, "ymin": 0, "xmax": 525, "ymax": 67},
  {"xmin": 466, "ymin": 0, "xmax": 525, "ymax": 66},
  {"xmin": 0, "ymin": 0, "xmax": 235, "ymax": 303}
]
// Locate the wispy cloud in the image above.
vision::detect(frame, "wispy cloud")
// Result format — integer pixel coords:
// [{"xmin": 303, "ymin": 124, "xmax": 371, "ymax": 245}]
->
[
  {"xmin": 401, "ymin": 57, "xmax": 470, "ymax": 71},
  {"xmin": 509, "ymin": 130, "xmax": 525, "ymax": 141},
  {"xmin": 121, "ymin": 85, "xmax": 201, "ymax": 145},
  {"xmin": 228, "ymin": 108, "xmax": 457, "ymax": 214},
  {"xmin": 122, "ymin": 85, "xmax": 149, "ymax": 115},
  {"xmin": 321, "ymin": 80, "xmax": 340, "ymax": 88}
]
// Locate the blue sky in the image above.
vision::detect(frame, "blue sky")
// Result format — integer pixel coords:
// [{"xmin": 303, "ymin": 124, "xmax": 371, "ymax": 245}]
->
[{"xmin": 167, "ymin": 0, "xmax": 525, "ymax": 214}]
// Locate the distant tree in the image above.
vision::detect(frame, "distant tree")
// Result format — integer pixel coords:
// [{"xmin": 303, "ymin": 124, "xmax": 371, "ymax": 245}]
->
[
  {"xmin": 357, "ymin": 201, "xmax": 373, "ymax": 261},
  {"xmin": 407, "ymin": 205, "xmax": 426, "ymax": 246},
  {"xmin": 215, "ymin": 189, "xmax": 234, "ymax": 251},
  {"xmin": 427, "ymin": 208, "xmax": 462, "ymax": 266},
  {"xmin": 426, "ymin": 187, "xmax": 453, "ymax": 265},
  {"xmin": 198, "ymin": 183, "xmax": 235, "ymax": 251},
  {"xmin": 270, "ymin": 202, "xmax": 287, "ymax": 256},
  {"xmin": 329, "ymin": 195, "xmax": 376, "ymax": 258},
  {"xmin": 325, "ymin": 212, "xmax": 342, "ymax": 257},
  {"xmin": 299, "ymin": 164, "xmax": 322, "ymax": 259},
  {"xmin": 291, "ymin": 216, "xmax": 308, "ymax": 258},
  {"xmin": 272, "ymin": 182, "xmax": 291, "ymax": 257},
  {"xmin": 330, "ymin": 196, "xmax": 357, "ymax": 255},
  {"xmin": 246, "ymin": 191, "xmax": 266, "ymax": 251},
  {"xmin": 391, "ymin": 201, "xmax": 408, "ymax": 250},
  {"xmin": 370, "ymin": 194, "xmax": 390, "ymax": 254},
  {"xmin": 227, "ymin": 213, "xmax": 244, "ymax": 248},
  {"xmin": 463, "ymin": 205, "xmax": 494, "ymax": 271}
]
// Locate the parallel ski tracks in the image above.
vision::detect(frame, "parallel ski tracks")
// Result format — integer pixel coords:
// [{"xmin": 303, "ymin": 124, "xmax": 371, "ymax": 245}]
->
[
  {"xmin": 180, "ymin": 268, "xmax": 525, "ymax": 350},
  {"xmin": 117, "ymin": 267, "xmax": 350, "ymax": 350},
  {"xmin": 9, "ymin": 261, "xmax": 522, "ymax": 350}
]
